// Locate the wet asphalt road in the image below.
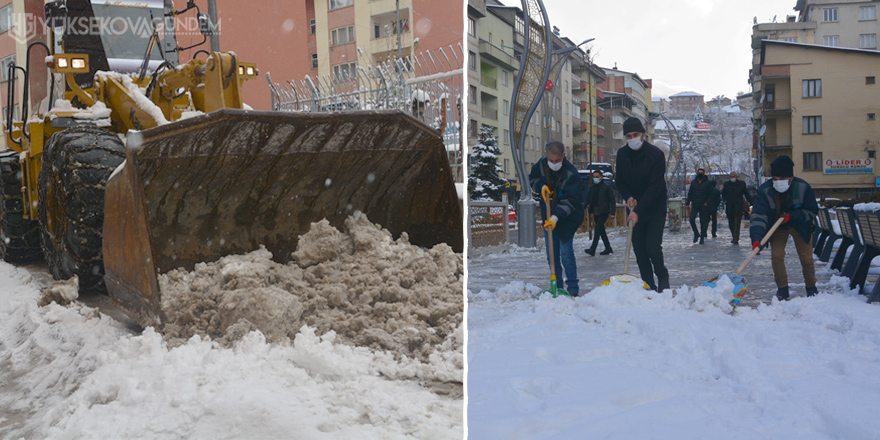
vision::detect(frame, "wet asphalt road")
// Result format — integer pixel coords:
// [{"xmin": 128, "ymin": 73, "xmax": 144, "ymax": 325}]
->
[{"xmin": 467, "ymin": 217, "xmax": 838, "ymax": 308}]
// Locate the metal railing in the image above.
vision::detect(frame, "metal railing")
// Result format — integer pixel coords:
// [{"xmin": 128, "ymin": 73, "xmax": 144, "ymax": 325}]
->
[
  {"xmin": 267, "ymin": 44, "xmax": 464, "ymax": 179},
  {"xmin": 468, "ymin": 200, "xmax": 513, "ymax": 252}
]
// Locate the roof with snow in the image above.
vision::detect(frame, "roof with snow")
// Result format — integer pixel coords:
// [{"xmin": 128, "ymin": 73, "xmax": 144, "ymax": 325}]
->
[{"xmin": 670, "ymin": 91, "xmax": 703, "ymax": 98}]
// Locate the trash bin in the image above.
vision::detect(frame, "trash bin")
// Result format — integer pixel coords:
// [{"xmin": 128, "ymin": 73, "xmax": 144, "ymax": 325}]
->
[{"xmin": 668, "ymin": 198, "xmax": 684, "ymax": 231}]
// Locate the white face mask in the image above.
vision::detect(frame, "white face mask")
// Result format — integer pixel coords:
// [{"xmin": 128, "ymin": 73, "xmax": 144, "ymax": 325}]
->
[
  {"xmin": 730, "ymin": 178, "xmax": 737, "ymax": 182},
  {"xmin": 773, "ymin": 179, "xmax": 791, "ymax": 193},
  {"xmin": 548, "ymin": 160, "xmax": 563, "ymax": 172},
  {"xmin": 627, "ymin": 137, "xmax": 644, "ymax": 150},
  {"xmin": 592, "ymin": 177, "xmax": 601, "ymax": 184}
]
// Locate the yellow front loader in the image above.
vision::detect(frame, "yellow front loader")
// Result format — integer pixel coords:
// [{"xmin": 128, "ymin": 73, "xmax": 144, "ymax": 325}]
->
[{"xmin": 1, "ymin": 0, "xmax": 461, "ymax": 329}]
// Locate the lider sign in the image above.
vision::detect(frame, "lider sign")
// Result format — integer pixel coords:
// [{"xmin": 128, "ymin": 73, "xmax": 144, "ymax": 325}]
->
[{"xmin": 824, "ymin": 158, "xmax": 874, "ymax": 174}]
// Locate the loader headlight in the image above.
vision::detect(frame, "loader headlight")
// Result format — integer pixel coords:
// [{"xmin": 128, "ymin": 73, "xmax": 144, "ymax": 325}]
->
[
  {"xmin": 238, "ymin": 66, "xmax": 244, "ymax": 75},
  {"xmin": 71, "ymin": 58, "xmax": 86, "ymax": 70},
  {"xmin": 52, "ymin": 54, "xmax": 90, "ymax": 73},
  {"xmin": 57, "ymin": 57, "xmax": 69, "ymax": 69},
  {"xmin": 246, "ymin": 66, "xmax": 255, "ymax": 76}
]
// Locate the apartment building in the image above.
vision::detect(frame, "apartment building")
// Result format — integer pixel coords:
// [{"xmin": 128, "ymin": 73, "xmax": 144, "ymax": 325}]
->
[
  {"xmin": 756, "ymin": 40, "xmax": 880, "ymax": 198},
  {"xmin": 795, "ymin": 0, "xmax": 880, "ymax": 49},
  {"xmin": 669, "ymin": 91, "xmax": 705, "ymax": 115},
  {"xmin": 596, "ymin": 67, "xmax": 652, "ymax": 163}
]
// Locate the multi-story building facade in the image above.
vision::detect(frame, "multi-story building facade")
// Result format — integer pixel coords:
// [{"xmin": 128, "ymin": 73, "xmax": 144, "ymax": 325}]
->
[
  {"xmin": 596, "ymin": 67, "xmax": 652, "ymax": 164},
  {"xmin": 755, "ymin": 40, "xmax": 880, "ymax": 198},
  {"xmin": 469, "ymin": 0, "xmax": 607, "ymax": 195},
  {"xmin": 669, "ymin": 91, "xmax": 705, "ymax": 115},
  {"xmin": 795, "ymin": 0, "xmax": 880, "ymax": 49}
]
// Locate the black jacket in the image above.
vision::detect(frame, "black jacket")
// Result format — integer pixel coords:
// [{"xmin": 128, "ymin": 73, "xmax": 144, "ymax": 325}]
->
[
  {"xmin": 721, "ymin": 179, "xmax": 753, "ymax": 212},
  {"xmin": 686, "ymin": 177, "xmax": 713, "ymax": 206},
  {"xmin": 529, "ymin": 158, "xmax": 585, "ymax": 242},
  {"xmin": 708, "ymin": 184, "xmax": 721, "ymax": 210},
  {"xmin": 587, "ymin": 180, "xmax": 615, "ymax": 216},
  {"xmin": 615, "ymin": 141, "xmax": 667, "ymax": 219}
]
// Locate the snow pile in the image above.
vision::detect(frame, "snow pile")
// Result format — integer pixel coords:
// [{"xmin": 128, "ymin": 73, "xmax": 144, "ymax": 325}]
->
[
  {"xmin": 158, "ymin": 215, "xmax": 463, "ymax": 372},
  {"xmin": 854, "ymin": 202, "xmax": 880, "ymax": 212},
  {"xmin": 51, "ymin": 99, "xmax": 113, "ymax": 127},
  {"xmin": 94, "ymin": 71, "xmax": 170, "ymax": 125},
  {"xmin": 468, "ymin": 275, "xmax": 880, "ymax": 438}
]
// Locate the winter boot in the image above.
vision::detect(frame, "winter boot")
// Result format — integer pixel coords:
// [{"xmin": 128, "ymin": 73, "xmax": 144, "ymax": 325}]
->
[
  {"xmin": 584, "ymin": 248, "xmax": 596, "ymax": 256},
  {"xmin": 693, "ymin": 234, "xmax": 699, "ymax": 243},
  {"xmin": 699, "ymin": 236, "xmax": 705, "ymax": 244},
  {"xmin": 600, "ymin": 248, "xmax": 613, "ymax": 255},
  {"xmin": 658, "ymin": 278, "xmax": 670, "ymax": 292},
  {"xmin": 776, "ymin": 286, "xmax": 790, "ymax": 301},
  {"xmin": 805, "ymin": 286, "xmax": 819, "ymax": 297}
]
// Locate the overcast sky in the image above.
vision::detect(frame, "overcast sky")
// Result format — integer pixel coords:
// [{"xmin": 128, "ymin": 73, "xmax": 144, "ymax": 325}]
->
[{"xmin": 518, "ymin": 0, "xmax": 799, "ymax": 100}]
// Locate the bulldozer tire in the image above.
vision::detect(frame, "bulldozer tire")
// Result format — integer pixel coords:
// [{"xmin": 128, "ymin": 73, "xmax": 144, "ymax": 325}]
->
[
  {"xmin": 38, "ymin": 126, "xmax": 125, "ymax": 292},
  {"xmin": 0, "ymin": 150, "xmax": 42, "ymax": 263}
]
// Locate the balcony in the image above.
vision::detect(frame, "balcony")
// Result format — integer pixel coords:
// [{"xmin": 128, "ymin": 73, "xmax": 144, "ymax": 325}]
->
[
  {"xmin": 580, "ymin": 100, "xmax": 587, "ymax": 111},
  {"xmin": 764, "ymin": 136, "xmax": 791, "ymax": 150},
  {"xmin": 763, "ymin": 98, "xmax": 791, "ymax": 114},
  {"xmin": 596, "ymin": 107, "xmax": 605, "ymax": 118},
  {"xmin": 481, "ymin": 73, "xmax": 497, "ymax": 89},
  {"xmin": 596, "ymin": 89, "xmax": 604, "ymax": 100},
  {"xmin": 572, "ymin": 116, "xmax": 582, "ymax": 127},
  {"xmin": 481, "ymin": 106, "xmax": 498, "ymax": 120},
  {"xmin": 478, "ymin": 40, "xmax": 517, "ymax": 70},
  {"xmin": 597, "ymin": 127, "xmax": 605, "ymax": 137}
]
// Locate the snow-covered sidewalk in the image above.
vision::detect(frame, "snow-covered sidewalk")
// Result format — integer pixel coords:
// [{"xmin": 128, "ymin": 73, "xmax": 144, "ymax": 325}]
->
[{"xmin": 467, "ymin": 226, "xmax": 880, "ymax": 439}]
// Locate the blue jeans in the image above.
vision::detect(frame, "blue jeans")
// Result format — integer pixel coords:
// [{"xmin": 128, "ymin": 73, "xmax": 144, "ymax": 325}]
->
[{"xmin": 544, "ymin": 232, "xmax": 579, "ymax": 294}]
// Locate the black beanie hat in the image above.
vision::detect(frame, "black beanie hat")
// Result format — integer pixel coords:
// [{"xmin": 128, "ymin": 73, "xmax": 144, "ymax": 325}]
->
[
  {"xmin": 770, "ymin": 155, "xmax": 794, "ymax": 178},
  {"xmin": 622, "ymin": 117, "xmax": 645, "ymax": 135}
]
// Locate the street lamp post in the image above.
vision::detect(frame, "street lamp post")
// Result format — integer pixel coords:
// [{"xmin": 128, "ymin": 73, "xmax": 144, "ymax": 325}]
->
[{"xmin": 543, "ymin": 39, "xmax": 594, "ymax": 144}]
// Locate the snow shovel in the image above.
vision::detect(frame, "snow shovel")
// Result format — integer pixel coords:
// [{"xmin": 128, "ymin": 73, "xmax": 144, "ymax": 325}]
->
[
  {"xmin": 601, "ymin": 217, "xmax": 649, "ymax": 289},
  {"xmin": 540, "ymin": 191, "xmax": 571, "ymax": 299},
  {"xmin": 704, "ymin": 216, "xmax": 786, "ymax": 310}
]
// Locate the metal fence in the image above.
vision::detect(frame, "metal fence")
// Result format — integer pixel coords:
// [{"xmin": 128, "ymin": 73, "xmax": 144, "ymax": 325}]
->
[
  {"xmin": 267, "ymin": 45, "xmax": 464, "ymax": 180},
  {"xmin": 469, "ymin": 200, "xmax": 514, "ymax": 252}
]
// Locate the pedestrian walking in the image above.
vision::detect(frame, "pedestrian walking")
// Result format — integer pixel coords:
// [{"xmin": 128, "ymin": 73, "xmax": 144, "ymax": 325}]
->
[
  {"xmin": 585, "ymin": 170, "xmax": 615, "ymax": 256},
  {"xmin": 615, "ymin": 117, "xmax": 670, "ymax": 292},
  {"xmin": 749, "ymin": 155, "xmax": 819, "ymax": 300},
  {"xmin": 686, "ymin": 168, "xmax": 713, "ymax": 244},
  {"xmin": 721, "ymin": 171, "xmax": 753, "ymax": 245},
  {"xmin": 530, "ymin": 141, "xmax": 585, "ymax": 296},
  {"xmin": 708, "ymin": 180, "xmax": 721, "ymax": 238}
]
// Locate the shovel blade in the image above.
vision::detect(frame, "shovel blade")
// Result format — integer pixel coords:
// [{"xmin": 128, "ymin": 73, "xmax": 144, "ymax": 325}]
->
[
  {"xmin": 601, "ymin": 274, "xmax": 650, "ymax": 290},
  {"xmin": 704, "ymin": 272, "xmax": 748, "ymax": 308}
]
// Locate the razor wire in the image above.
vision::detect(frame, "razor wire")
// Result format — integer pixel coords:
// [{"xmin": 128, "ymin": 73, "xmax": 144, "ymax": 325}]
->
[{"xmin": 267, "ymin": 45, "xmax": 464, "ymax": 175}]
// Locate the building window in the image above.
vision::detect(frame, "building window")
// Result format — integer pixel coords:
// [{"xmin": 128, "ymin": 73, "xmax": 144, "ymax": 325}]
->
[
  {"xmin": 329, "ymin": 0, "xmax": 353, "ymax": 10},
  {"xmin": 332, "ymin": 62, "xmax": 356, "ymax": 80},
  {"xmin": 823, "ymin": 35, "xmax": 839, "ymax": 46},
  {"xmin": 861, "ymin": 34, "xmax": 877, "ymax": 49},
  {"xmin": 503, "ymin": 129, "xmax": 510, "ymax": 145},
  {"xmin": 469, "ymin": 119, "xmax": 478, "ymax": 137},
  {"xmin": 515, "ymin": 16, "xmax": 524, "ymax": 36},
  {"xmin": 468, "ymin": 85, "xmax": 477, "ymax": 104},
  {"xmin": 868, "ymin": 76, "xmax": 876, "ymax": 85},
  {"xmin": 503, "ymin": 99, "xmax": 509, "ymax": 115},
  {"xmin": 468, "ymin": 51, "xmax": 476, "ymax": 70},
  {"xmin": 467, "ymin": 17, "xmax": 475, "ymax": 37},
  {"xmin": 861, "ymin": 6, "xmax": 876, "ymax": 20},
  {"xmin": 504, "ymin": 159, "xmax": 509, "ymax": 174},
  {"xmin": 310, "ymin": 19, "xmax": 316, "ymax": 34},
  {"xmin": 331, "ymin": 26, "xmax": 354, "ymax": 46},
  {"xmin": 823, "ymin": 8, "xmax": 838, "ymax": 22},
  {"xmin": 803, "ymin": 116, "xmax": 822, "ymax": 134},
  {"xmin": 501, "ymin": 70, "xmax": 508, "ymax": 87},
  {"xmin": 802, "ymin": 79, "xmax": 821, "ymax": 98},
  {"xmin": 803, "ymin": 152, "xmax": 822, "ymax": 171},
  {"xmin": 488, "ymin": 32, "xmax": 492, "ymax": 44},
  {"xmin": 783, "ymin": 37, "xmax": 798, "ymax": 43},
  {"xmin": 311, "ymin": 53, "xmax": 318, "ymax": 69},
  {"xmin": 0, "ymin": 54, "xmax": 14, "ymax": 82},
  {"xmin": 2, "ymin": 106, "xmax": 19, "ymax": 123},
  {"xmin": 564, "ymin": 80, "xmax": 568, "ymax": 92},
  {"xmin": 0, "ymin": 6, "xmax": 11, "ymax": 34},
  {"xmin": 869, "ymin": 113, "xmax": 876, "ymax": 121}
]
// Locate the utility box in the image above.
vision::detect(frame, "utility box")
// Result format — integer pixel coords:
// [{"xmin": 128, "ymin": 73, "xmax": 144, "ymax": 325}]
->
[{"xmin": 668, "ymin": 198, "xmax": 684, "ymax": 231}]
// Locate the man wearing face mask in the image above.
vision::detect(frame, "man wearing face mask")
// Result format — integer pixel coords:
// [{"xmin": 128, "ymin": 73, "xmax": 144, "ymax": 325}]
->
[
  {"xmin": 615, "ymin": 117, "xmax": 670, "ymax": 292},
  {"xmin": 721, "ymin": 171, "xmax": 753, "ymax": 245},
  {"xmin": 529, "ymin": 141, "xmax": 585, "ymax": 296},
  {"xmin": 749, "ymin": 155, "xmax": 820, "ymax": 300},
  {"xmin": 686, "ymin": 167, "xmax": 713, "ymax": 244},
  {"xmin": 585, "ymin": 170, "xmax": 615, "ymax": 256}
]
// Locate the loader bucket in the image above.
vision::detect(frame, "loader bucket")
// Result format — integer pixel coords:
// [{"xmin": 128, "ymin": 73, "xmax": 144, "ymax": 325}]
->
[{"xmin": 102, "ymin": 109, "xmax": 462, "ymax": 328}]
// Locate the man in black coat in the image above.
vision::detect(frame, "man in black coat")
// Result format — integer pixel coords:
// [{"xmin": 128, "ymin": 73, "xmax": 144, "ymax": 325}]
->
[
  {"xmin": 708, "ymin": 180, "xmax": 721, "ymax": 238},
  {"xmin": 585, "ymin": 170, "xmax": 615, "ymax": 256},
  {"xmin": 529, "ymin": 141, "xmax": 585, "ymax": 296},
  {"xmin": 686, "ymin": 168, "xmax": 713, "ymax": 244},
  {"xmin": 721, "ymin": 171, "xmax": 753, "ymax": 245},
  {"xmin": 615, "ymin": 117, "xmax": 670, "ymax": 292}
]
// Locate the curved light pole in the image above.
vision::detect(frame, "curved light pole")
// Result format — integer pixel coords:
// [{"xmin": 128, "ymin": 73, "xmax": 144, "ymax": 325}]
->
[{"xmin": 508, "ymin": 0, "xmax": 553, "ymax": 248}]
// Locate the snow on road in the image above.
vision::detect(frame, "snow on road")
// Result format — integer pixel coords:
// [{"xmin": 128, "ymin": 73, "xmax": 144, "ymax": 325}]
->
[
  {"xmin": 468, "ymin": 263, "xmax": 880, "ymax": 439},
  {"xmin": 0, "ymin": 217, "xmax": 463, "ymax": 439}
]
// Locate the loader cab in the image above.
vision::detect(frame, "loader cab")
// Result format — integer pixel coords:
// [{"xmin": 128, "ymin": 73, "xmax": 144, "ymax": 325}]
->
[{"xmin": 50, "ymin": 0, "xmax": 178, "ymax": 80}]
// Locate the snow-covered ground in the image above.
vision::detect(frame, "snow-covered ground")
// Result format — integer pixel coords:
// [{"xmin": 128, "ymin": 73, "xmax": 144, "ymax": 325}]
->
[
  {"xmin": 468, "ymin": 234, "xmax": 880, "ymax": 439},
  {"xmin": 0, "ymin": 217, "xmax": 463, "ymax": 439}
]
